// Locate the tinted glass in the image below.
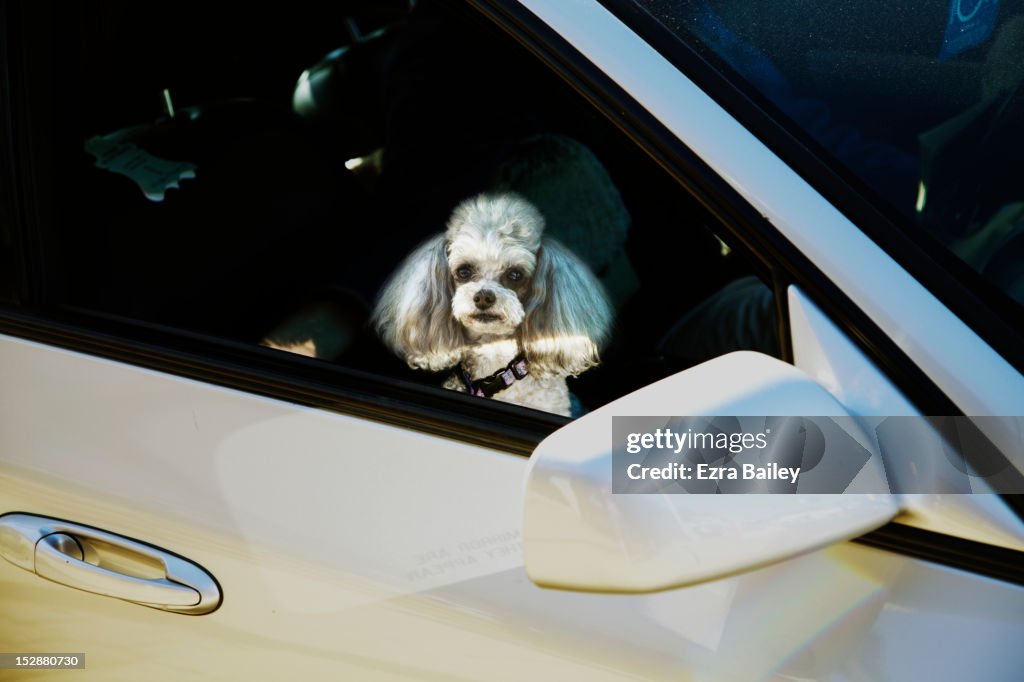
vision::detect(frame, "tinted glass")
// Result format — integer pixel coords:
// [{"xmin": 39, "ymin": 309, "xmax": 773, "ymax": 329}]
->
[{"xmin": 635, "ymin": 0, "xmax": 1024, "ymax": 314}]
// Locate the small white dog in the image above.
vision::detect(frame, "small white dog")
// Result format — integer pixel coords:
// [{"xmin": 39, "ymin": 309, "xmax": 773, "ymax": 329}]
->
[{"xmin": 372, "ymin": 193, "xmax": 612, "ymax": 416}]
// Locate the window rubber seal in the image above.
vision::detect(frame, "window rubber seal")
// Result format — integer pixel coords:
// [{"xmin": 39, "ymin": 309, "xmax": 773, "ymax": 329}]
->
[{"xmin": 0, "ymin": 306, "xmax": 565, "ymax": 456}]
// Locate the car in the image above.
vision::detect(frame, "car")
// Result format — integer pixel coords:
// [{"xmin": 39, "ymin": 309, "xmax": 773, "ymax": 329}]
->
[{"xmin": 1, "ymin": 0, "xmax": 1022, "ymax": 680}]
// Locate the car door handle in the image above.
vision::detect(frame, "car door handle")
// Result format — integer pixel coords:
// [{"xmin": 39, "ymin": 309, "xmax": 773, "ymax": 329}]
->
[
  {"xmin": 35, "ymin": 532, "xmax": 202, "ymax": 607},
  {"xmin": 0, "ymin": 513, "xmax": 221, "ymax": 615}
]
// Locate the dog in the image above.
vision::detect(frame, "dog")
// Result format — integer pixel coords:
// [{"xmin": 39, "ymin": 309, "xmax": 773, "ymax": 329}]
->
[{"xmin": 372, "ymin": 193, "xmax": 612, "ymax": 416}]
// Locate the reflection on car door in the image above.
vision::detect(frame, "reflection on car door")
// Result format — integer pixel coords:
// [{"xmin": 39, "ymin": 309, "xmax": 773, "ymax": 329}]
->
[{"xmin": 5, "ymin": 334, "xmax": 1024, "ymax": 681}]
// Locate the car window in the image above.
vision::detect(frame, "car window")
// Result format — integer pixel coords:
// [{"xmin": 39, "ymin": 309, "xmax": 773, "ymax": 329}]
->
[
  {"xmin": 4, "ymin": 0, "xmax": 783, "ymax": 423},
  {"xmin": 629, "ymin": 0, "xmax": 1024, "ymax": 333}
]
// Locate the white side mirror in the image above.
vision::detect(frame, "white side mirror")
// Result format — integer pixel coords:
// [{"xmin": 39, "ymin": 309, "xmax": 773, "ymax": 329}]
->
[{"xmin": 523, "ymin": 352, "xmax": 898, "ymax": 593}]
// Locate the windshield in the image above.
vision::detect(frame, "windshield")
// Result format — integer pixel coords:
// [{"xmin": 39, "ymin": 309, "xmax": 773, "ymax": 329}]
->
[{"xmin": 633, "ymin": 0, "xmax": 1024, "ymax": 313}]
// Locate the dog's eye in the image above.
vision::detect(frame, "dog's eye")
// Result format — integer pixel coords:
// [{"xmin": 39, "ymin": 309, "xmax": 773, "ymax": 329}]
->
[
  {"xmin": 455, "ymin": 265, "xmax": 473, "ymax": 281},
  {"xmin": 505, "ymin": 268, "xmax": 524, "ymax": 282}
]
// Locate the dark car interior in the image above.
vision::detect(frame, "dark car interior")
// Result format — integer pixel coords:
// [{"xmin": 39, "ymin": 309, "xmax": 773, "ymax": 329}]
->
[
  {"xmin": 647, "ymin": 0, "xmax": 1024, "ymax": 319},
  {"xmin": 18, "ymin": 0, "xmax": 778, "ymax": 414}
]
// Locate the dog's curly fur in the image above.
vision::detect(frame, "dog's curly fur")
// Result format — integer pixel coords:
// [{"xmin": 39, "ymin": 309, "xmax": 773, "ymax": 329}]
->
[{"xmin": 372, "ymin": 193, "xmax": 612, "ymax": 416}]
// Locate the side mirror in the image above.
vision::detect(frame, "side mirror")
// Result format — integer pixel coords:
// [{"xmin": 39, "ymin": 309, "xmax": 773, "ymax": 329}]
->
[{"xmin": 523, "ymin": 352, "xmax": 898, "ymax": 593}]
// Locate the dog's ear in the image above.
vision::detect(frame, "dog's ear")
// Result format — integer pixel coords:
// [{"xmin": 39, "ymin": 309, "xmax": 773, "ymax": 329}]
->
[
  {"xmin": 520, "ymin": 237, "xmax": 613, "ymax": 376},
  {"xmin": 372, "ymin": 234, "xmax": 465, "ymax": 371}
]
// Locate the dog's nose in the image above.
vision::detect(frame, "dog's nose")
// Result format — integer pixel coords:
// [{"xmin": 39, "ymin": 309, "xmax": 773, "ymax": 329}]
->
[{"xmin": 473, "ymin": 289, "xmax": 496, "ymax": 310}]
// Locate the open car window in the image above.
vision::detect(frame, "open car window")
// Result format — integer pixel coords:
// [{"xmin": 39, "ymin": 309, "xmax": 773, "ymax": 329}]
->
[{"xmin": 7, "ymin": 0, "xmax": 783, "ymax": 424}]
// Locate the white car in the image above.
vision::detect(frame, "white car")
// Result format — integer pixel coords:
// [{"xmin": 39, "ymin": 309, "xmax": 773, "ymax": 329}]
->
[{"xmin": 1, "ymin": 0, "xmax": 1022, "ymax": 680}]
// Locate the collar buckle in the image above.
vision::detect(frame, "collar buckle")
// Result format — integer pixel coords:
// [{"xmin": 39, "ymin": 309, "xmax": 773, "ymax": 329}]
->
[{"xmin": 457, "ymin": 354, "xmax": 529, "ymax": 398}]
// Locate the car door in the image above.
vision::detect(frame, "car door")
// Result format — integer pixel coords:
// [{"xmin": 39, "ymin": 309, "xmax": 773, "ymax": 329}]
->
[
  {"xmin": 3, "ymin": 1, "xmax": 1024, "ymax": 681},
  {"xmin": 4, "ymin": 332, "xmax": 1022, "ymax": 682}
]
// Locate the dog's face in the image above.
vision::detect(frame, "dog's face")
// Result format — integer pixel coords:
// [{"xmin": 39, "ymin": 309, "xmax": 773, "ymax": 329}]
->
[
  {"xmin": 445, "ymin": 194, "xmax": 544, "ymax": 339},
  {"xmin": 373, "ymin": 192, "xmax": 612, "ymax": 376}
]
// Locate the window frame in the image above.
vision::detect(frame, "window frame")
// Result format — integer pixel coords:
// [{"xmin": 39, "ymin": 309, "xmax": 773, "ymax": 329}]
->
[{"xmin": 473, "ymin": 0, "xmax": 968, "ymax": 415}]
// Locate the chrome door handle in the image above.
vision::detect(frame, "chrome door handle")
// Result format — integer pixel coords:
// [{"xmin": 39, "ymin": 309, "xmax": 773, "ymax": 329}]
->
[
  {"xmin": 0, "ymin": 513, "xmax": 220, "ymax": 615},
  {"xmin": 35, "ymin": 533, "xmax": 201, "ymax": 607}
]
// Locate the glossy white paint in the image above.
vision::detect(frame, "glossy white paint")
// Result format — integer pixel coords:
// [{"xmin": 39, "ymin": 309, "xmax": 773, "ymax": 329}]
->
[
  {"xmin": 4, "ymin": 334, "xmax": 1024, "ymax": 680},
  {"xmin": 524, "ymin": 351, "xmax": 898, "ymax": 592},
  {"xmin": 516, "ymin": 0, "xmax": 1024, "ymax": 446},
  {"xmin": 788, "ymin": 286, "xmax": 1024, "ymax": 551},
  {"xmin": 0, "ymin": 334, "xmax": 626, "ymax": 680}
]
